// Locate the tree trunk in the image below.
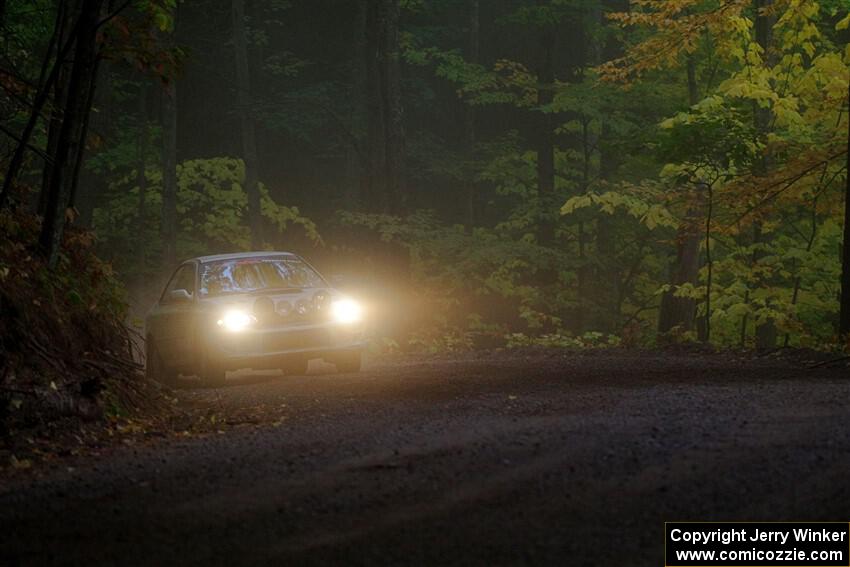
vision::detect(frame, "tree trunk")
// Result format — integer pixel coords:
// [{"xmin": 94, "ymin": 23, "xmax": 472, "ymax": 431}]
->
[
  {"xmin": 576, "ymin": 117, "xmax": 595, "ymax": 332},
  {"xmin": 657, "ymin": 211, "xmax": 701, "ymax": 335},
  {"xmin": 596, "ymin": 122, "xmax": 617, "ymax": 331},
  {"xmin": 463, "ymin": 0, "xmax": 479, "ymax": 226},
  {"xmin": 37, "ymin": 0, "xmax": 102, "ymax": 268},
  {"xmin": 38, "ymin": 60, "xmax": 71, "ymax": 215},
  {"xmin": 67, "ymin": 54, "xmax": 101, "ymax": 212},
  {"xmin": 753, "ymin": 0, "xmax": 777, "ymax": 348},
  {"xmin": 161, "ymin": 82, "xmax": 178, "ymax": 269},
  {"xmin": 535, "ymin": 24, "xmax": 555, "ymax": 247},
  {"xmin": 786, "ymin": 195, "xmax": 820, "ymax": 345},
  {"xmin": 77, "ymin": 61, "xmax": 111, "ymax": 228},
  {"xmin": 382, "ymin": 0, "xmax": 404, "ymax": 214},
  {"xmin": 136, "ymin": 81, "xmax": 148, "ymax": 236},
  {"xmin": 657, "ymin": 55, "xmax": 701, "ymax": 339},
  {"xmin": 752, "ymin": 226, "xmax": 777, "ymax": 347},
  {"xmin": 702, "ymin": 182, "xmax": 714, "ymax": 343},
  {"xmin": 838, "ymin": 77, "xmax": 850, "ymax": 338},
  {"xmin": 232, "ymin": 0, "xmax": 262, "ymax": 248},
  {"xmin": 364, "ymin": 0, "xmax": 404, "ymax": 214},
  {"xmin": 345, "ymin": 0, "xmax": 368, "ymax": 209},
  {"xmin": 364, "ymin": 0, "xmax": 385, "ymax": 212},
  {"xmin": 39, "ymin": 1, "xmax": 75, "ymax": 215},
  {"xmin": 596, "ymin": 0, "xmax": 629, "ymax": 331}
]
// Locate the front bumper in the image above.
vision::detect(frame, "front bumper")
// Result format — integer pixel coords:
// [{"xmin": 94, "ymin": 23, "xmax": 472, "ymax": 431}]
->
[{"xmin": 206, "ymin": 322, "xmax": 365, "ymax": 369}]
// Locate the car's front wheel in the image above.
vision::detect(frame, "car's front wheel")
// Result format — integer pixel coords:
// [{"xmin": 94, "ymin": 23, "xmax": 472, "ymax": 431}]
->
[
  {"xmin": 146, "ymin": 337, "xmax": 177, "ymax": 385},
  {"xmin": 331, "ymin": 351, "xmax": 362, "ymax": 374}
]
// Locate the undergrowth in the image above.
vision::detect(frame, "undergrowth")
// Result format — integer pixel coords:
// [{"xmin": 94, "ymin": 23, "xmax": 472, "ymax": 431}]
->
[{"xmin": 0, "ymin": 211, "xmax": 168, "ymax": 467}]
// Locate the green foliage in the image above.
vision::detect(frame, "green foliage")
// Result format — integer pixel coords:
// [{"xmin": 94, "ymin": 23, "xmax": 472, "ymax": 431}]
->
[
  {"xmin": 0, "ymin": 210, "xmax": 132, "ymax": 391},
  {"xmin": 585, "ymin": 0, "xmax": 850, "ymax": 347},
  {"xmin": 562, "ymin": 188, "xmax": 678, "ymax": 230},
  {"xmin": 92, "ymin": 157, "xmax": 320, "ymax": 281},
  {"xmin": 341, "ymin": 209, "xmax": 564, "ymax": 333},
  {"xmin": 393, "ymin": 0, "xmax": 850, "ymax": 350},
  {"xmin": 340, "ymin": 203, "xmax": 665, "ymax": 351},
  {"xmin": 7, "ymin": 0, "xmax": 843, "ymax": 356}
]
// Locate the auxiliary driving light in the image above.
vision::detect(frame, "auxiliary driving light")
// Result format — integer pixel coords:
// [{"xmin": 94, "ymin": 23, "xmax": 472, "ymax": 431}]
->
[
  {"xmin": 217, "ymin": 309, "xmax": 255, "ymax": 332},
  {"xmin": 331, "ymin": 298, "xmax": 362, "ymax": 324}
]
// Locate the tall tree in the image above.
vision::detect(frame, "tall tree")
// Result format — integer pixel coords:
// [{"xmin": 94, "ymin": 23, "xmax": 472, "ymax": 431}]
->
[
  {"xmin": 382, "ymin": 0, "xmax": 404, "ymax": 214},
  {"xmin": 595, "ymin": 0, "xmax": 629, "ymax": 332},
  {"xmin": 534, "ymin": 2, "xmax": 555, "ymax": 247},
  {"xmin": 364, "ymin": 0, "xmax": 385, "ymax": 212},
  {"xmin": 136, "ymin": 81, "xmax": 149, "ymax": 240},
  {"xmin": 839, "ymin": 78, "xmax": 850, "ymax": 339},
  {"xmin": 751, "ymin": 0, "xmax": 777, "ymax": 348},
  {"xmin": 38, "ymin": 1, "xmax": 74, "ymax": 215},
  {"xmin": 38, "ymin": 0, "xmax": 103, "ymax": 267},
  {"xmin": 345, "ymin": 0, "xmax": 368, "ymax": 209},
  {"xmin": 657, "ymin": 56, "xmax": 701, "ymax": 339},
  {"xmin": 463, "ymin": 0, "xmax": 479, "ymax": 226},
  {"xmin": 232, "ymin": 0, "xmax": 262, "ymax": 248},
  {"xmin": 1, "ymin": 0, "xmax": 74, "ymax": 210},
  {"xmin": 161, "ymin": 80, "xmax": 177, "ymax": 269},
  {"xmin": 364, "ymin": 0, "xmax": 405, "ymax": 214},
  {"xmin": 67, "ymin": 46, "xmax": 101, "ymax": 212}
]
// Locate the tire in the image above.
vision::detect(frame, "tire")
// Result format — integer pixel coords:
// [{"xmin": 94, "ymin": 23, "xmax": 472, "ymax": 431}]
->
[
  {"xmin": 332, "ymin": 351, "xmax": 362, "ymax": 374},
  {"xmin": 281, "ymin": 357, "xmax": 309, "ymax": 376},
  {"xmin": 200, "ymin": 351, "xmax": 226, "ymax": 388},
  {"xmin": 146, "ymin": 337, "xmax": 177, "ymax": 386}
]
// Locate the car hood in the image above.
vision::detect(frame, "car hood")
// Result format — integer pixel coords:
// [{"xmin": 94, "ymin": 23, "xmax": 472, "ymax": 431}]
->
[{"xmin": 197, "ymin": 288, "xmax": 341, "ymax": 317}]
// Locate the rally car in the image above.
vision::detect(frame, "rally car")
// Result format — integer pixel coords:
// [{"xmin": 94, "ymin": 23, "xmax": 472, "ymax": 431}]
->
[{"xmin": 145, "ymin": 251, "xmax": 365, "ymax": 386}]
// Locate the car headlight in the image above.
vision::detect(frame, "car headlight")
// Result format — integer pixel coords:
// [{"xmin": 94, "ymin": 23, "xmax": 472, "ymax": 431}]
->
[
  {"xmin": 217, "ymin": 309, "xmax": 255, "ymax": 332},
  {"xmin": 331, "ymin": 298, "xmax": 362, "ymax": 324}
]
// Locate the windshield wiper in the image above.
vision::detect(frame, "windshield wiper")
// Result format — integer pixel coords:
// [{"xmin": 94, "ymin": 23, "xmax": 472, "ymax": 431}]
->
[{"xmin": 247, "ymin": 286, "xmax": 303, "ymax": 295}]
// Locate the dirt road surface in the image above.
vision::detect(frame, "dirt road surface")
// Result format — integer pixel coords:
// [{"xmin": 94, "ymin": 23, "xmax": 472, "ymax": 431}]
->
[{"xmin": 2, "ymin": 349, "xmax": 849, "ymax": 566}]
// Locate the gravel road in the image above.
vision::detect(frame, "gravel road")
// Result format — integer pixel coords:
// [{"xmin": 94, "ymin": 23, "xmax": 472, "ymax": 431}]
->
[{"xmin": 2, "ymin": 349, "xmax": 849, "ymax": 566}]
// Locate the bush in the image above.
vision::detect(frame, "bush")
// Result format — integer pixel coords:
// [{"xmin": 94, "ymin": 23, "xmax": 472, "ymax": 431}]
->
[{"xmin": 0, "ymin": 210, "xmax": 155, "ymax": 438}]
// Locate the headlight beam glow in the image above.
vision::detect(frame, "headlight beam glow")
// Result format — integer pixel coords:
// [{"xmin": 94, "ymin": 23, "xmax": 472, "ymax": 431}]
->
[
  {"xmin": 331, "ymin": 298, "xmax": 362, "ymax": 324},
  {"xmin": 217, "ymin": 309, "xmax": 255, "ymax": 332}
]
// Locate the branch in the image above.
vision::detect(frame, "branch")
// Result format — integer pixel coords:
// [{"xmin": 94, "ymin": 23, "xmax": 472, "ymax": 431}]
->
[
  {"xmin": 95, "ymin": 0, "xmax": 133, "ymax": 31},
  {"xmin": 727, "ymin": 150, "xmax": 847, "ymax": 226},
  {"xmin": 0, "ymin": 122, "xmax": 53, "ymax": 164}
]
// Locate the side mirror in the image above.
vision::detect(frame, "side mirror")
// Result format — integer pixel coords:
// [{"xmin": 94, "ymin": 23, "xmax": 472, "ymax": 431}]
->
[{"xmin": 167, "ymin": 289, "xmax": 192, "ymax": 303}]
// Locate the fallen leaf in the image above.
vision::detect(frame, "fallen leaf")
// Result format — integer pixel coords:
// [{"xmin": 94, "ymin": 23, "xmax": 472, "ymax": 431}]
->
[{"xmin": 11, "ymin": 455, "xmax": 31, "ymax": 469}]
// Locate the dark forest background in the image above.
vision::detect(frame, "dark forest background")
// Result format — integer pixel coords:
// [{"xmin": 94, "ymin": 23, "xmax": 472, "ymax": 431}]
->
[{"xmin": 2, "ymin": 0, "xmax": 850, "ymax": 352}]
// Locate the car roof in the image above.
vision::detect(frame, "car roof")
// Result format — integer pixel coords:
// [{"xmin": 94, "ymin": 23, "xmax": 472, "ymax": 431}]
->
[{"xmin": 190, "ymin": 251, "xmax": 298, "ymax": 264}]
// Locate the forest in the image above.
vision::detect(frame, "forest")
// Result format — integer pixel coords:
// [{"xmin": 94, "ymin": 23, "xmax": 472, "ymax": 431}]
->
[
  {"xmin": 3, "ymin": 2, "xmax": 850, "ymax": 564},
  {"xmin": 1, "ymin": 0, "xmax": 849, "ymax": 355}
]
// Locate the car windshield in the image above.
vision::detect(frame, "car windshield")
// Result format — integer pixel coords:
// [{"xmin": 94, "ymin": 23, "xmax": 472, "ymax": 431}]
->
[{"xmin": 198, "ymin": 256, "xmax": 324, "ymax": 296}]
